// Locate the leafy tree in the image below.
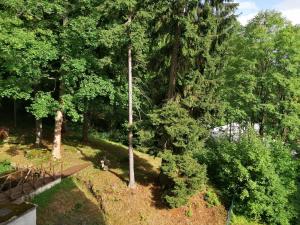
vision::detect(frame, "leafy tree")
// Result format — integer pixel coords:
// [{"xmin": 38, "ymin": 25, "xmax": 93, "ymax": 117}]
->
[
  {"xmin": 224, "ymin": 11, "xmax": 300, "ymax": 143},
  {"xmin": 0, "ymin": 1, "xmax": 57, "ymax": 127},
  {"xmin": 206, "ymin": 131, "xmax": 298, "ymax": 224}
]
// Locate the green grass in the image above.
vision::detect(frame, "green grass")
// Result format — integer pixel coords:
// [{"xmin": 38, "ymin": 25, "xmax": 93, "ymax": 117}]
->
[{"xmin": 32, "ymin": 178, "xmax": 76, "ymax": 209}]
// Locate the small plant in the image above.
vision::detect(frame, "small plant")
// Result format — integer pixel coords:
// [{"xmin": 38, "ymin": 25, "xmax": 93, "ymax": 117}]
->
[
  {"xmin": 185, "ymin": 208, "xmax": 193, "ymax": 217},
  {"xmin": 139, "ymin": 212, "xmax": 147, "ymax": 222},
  {"xmin": 204, "ymin": 189, "xmax": 220, "ymax": 208},
  {"xmin": 0, "ymin": 160, "xmax": 13, "ymax": 175}
]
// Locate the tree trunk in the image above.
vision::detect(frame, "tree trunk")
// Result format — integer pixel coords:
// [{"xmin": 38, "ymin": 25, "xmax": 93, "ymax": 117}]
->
[
  {"xmin": 52, "ymin": 110, "xmax": 63, "ymax": 159},
  {"xmin": 259, "ymin": 112, "xmax": 265, "ymax": 136},
  {"xmin": 167, "ymin": 22, "xmax": 181, "ymax": 100},
  {"xmin": 127, "ymin": 17, "xmax": 136, "ymax": 188},
  {"xmin": 13, "ymin": 99, "xmax": 17, "ymax": 128},
  {"xmin": 82, "ymin": 102, "xmax": 89, "ymax": 143},
  {"xmin": 52, "ymin": 81, "xmax": 64, "ymax": 160},
  {"xmin": 35, "ymin": 118, "xmax": 42, "ymax": 147}
]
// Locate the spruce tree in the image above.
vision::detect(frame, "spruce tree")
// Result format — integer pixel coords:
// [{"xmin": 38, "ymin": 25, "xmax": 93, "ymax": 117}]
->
[{"xmin": 143, "ymin": 0, "xmax": 238, "ymax": 207}]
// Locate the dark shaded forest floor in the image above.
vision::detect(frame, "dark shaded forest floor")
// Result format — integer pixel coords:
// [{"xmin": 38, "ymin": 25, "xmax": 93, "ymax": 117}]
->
[{"xmin": 0, "ymin": 127, "xmax": 227, "ymax": 225}]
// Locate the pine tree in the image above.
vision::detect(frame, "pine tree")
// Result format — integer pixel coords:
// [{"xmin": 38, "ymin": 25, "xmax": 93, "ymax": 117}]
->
[{"xmin": 143, "ymin": 0, "xmax": 238, "ymax": 207}]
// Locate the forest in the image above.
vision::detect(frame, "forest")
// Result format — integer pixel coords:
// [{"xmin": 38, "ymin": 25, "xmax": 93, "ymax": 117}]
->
[{"xmin": 0, "ymin": 0, "xmax": 300, "ymax": 225}]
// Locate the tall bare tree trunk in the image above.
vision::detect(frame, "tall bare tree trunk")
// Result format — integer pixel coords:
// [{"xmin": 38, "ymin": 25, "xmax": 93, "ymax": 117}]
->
[
  {"xmin": 82, "ymin": 102, "xmax": 89, "ymax": 143},
  {"xmin": 13, "ymin": 99, "xmax": 17, "ymax": 128},
  {"xmin": 128, "ymin": 15, "xmax": 136, "ymax": 188},
  {"xmin": 167, "ymin": 23, "xmax": 181, "ymax": 100},
  {"xmin": 35, "ymin": 118, "xmax": 42, "ymax": 147}
]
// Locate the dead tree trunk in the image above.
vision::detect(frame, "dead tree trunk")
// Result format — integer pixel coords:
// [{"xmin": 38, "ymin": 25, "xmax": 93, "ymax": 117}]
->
[
  {"xmin": 128, "ymin": 15, "xmax": 136, "ymax": 188},
  {"xmin": 35, "ymin": 118, "xmax": 42, "ymax": 147}
]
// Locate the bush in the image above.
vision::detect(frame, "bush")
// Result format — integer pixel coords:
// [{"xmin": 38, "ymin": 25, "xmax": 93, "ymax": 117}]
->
[
  {"xmin": 161, "ymin": 150, "xmax": 207, "ymax": 208},
  {"xmin": 206, "ymin": 131, "xmax": 298, "ymax": 224}
]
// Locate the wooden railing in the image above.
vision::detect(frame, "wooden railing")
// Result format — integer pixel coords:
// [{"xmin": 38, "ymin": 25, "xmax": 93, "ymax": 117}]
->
[{"xmin": 0, "ymin": 161, "xmax": 63, "ymax": 194}]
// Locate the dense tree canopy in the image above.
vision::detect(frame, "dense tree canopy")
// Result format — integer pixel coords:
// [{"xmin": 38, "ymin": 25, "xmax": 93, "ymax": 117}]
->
[{"xmin": 0, "ymin": 1, "xmax": 299, "ymax": 224}]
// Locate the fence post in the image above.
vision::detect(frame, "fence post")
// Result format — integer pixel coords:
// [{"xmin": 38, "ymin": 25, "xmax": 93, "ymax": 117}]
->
[
  {"xmin": 52, "ymin": 164, "xmax": 55, "ymax": 178},
  {"xmin": 60, "ymin": 162, "xmax": 63, "ymax": 177}
]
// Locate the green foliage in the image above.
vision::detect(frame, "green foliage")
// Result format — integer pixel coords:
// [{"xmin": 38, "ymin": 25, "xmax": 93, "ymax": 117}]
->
[
  {"xmin": 0, "ymin": 160, "xmax": 12, "ymax": 175},
  {"xmin": 144, "ymin": 102, "xmax": 207, "ymax": 207},
  {"xmin": 224, "ymin": 11, "xmax": 300, "ymax": 143},
  {"xmin": 206, "ymin": 131, "xmax": 298, "ymax": 224},
  {"xmin": 1, "ymin": 0, "xmax": 299, "ymax": 219},
  {"xmin": 231, "ymin": 214, "xmax": 263, "ymax": 225},
  {"xmin": 185, "ymin": 208, "xmax": 193, "ymax": 218},
  {"xmin": 204, "ymin": 188, "xmax": 221, "ymax": 208},
  {"xmin": 149, "ymin": 102, "xmax": 207, "ymax": 154},
  {"xmin": 27, "ymin": 92, "xmax": 57, "ymax": 119},
  {"xmin": 160, "ymin": 150, "xmax": 206, "ymax": 208}
]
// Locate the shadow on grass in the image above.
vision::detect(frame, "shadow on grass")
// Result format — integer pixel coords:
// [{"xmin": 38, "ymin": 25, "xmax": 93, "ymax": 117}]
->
[
  {"xmin": 32, "ymin": 177, "xmax": 106, "ymax": 225},
  {"xmin": 64, "ymin": 137, "xmax": 168, "ymax": 209},
  {"xmin": 65, "ymin": 137, "xmax": 160, "ymax": 186}
]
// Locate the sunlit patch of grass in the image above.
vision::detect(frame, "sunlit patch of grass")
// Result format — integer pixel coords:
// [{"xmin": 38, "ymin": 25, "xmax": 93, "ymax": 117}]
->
[
  {"xmin": 32, "ymin": 178, "xmax": 76, "ymax": 209},
  {"xmin": 24, "ymin": 149, "xmax": 51, "ymax": 164}
]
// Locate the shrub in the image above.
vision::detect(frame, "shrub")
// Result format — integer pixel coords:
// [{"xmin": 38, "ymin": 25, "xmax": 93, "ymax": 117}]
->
[
  {"xmin": 206, "ymin": 131, "xmax": 298, "ymax": 224},
  {"xmin": 161, "ymin": 150, "xmax": 207, "ymax": 208}
]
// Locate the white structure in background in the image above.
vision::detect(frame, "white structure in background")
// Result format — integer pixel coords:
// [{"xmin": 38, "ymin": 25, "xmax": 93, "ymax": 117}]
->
[
  {"xmin": 211, "ymin": 123, "xmax": 260, "ymax": 140},
  {"xmin": 0, "ymin": 202, "xmax": 36, "ymax": 225}
]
